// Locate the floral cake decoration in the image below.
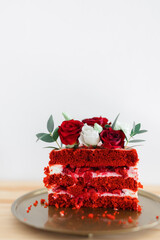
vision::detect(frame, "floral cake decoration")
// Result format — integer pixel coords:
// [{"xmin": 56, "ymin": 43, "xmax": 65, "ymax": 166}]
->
[{"xmin": 36, "ymin": 113, "xmax": 147, "ymax": 150}]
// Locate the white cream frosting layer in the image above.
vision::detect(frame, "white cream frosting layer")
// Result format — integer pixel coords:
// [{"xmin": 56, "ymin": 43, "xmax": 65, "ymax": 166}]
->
[
  {"xmin": 48, "ymin": 188, "xmax": 74, "ymax": 197},
  {"xmin": 49, "ymin": 164, "xmax": 63, "ymax": 174},
  {"xmin": 100, "ymin": 189, "xmax": 137, "ymax": 198},
  {"xmin": 49, "ymin": 164, "xmax": 138, "ymax": 180},
  {"xmin": 48, "ymin": 188, "xmax": 137, "ymax": 199}
]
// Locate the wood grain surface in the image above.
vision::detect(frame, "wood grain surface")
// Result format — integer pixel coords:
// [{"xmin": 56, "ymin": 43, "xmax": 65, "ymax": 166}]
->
[{"xmin": 0, "ymin": 181, "xmax": 160, "ymax": 240}]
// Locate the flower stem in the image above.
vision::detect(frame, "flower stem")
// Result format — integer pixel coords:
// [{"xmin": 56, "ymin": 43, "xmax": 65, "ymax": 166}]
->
[
  {"xmin": 56, "ymin": 140, "xmax": 61, "ymax": 149},
  {"xmin": 125, "ymin": 136, "xmax": 132, "ymax": 148},
  {"xmin": 50, "ymin": 132, "xmax": 61, "ymax": 149}
]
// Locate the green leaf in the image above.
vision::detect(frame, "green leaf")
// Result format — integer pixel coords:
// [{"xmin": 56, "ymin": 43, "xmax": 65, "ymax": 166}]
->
[
  {"xmin": 136, "ymin": 130, "xmax": 148, "ymax": 134},
  {"xmin": 131, "ymin": 121, "xmax": 135, "ymax": 136},
  {"xmin": 94, "ymin": 123, "xmax": 103, "ymax": 133},
  {"xmin": 38, "ymin": 133, "xmax": 55, "ymax": 142},
  {"xmin": 36, "ymin": 133, "xmax": 46, "ymax": 141},
  {"xmin": 43, "ymin": 146, "xmax": 59, "ymax": 150},
  {"xmin": 133, "ymin": 121, "xmax": 135, "ymax": 132},
  {"xmin": 127, "ymin": 145, "xmax": 143, "ymax": 149},
  {"xmin": 52, "ymin": 127, "xmax": 59, "ymax": 141},
  {"xmin": 104, "ymin": 124, "xmax": 111, "ymax": 128},
  {"xmin": 62, "ymin": 112, "xmax": 72, "ymax": 120},
  {"xmin": 129, "ymin": 139, "xmax": 145, "ymax": 143},
  {"xmin": 112, "ymin": 113, "xmax": 120, "ymax": 130},
  {"xmin": 131, "ymin": 123, "xmax": 141, "ymax": 136},
  {"xmin": 47, "ymin": 115, "xmax": 54, "ymax": 133},
  {"xmin": 134, "ymin": 123, "xmax": 141, "ymax": 133}
]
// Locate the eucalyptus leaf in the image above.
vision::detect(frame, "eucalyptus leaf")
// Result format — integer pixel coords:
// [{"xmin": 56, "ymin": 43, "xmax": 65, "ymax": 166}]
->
[
  {"xmin": 53, "ymin": 127, "xmax": 59, "ymax": 141},
  {"xmin": 62, "ymin": 112, "xmax": 72, "ymax": 121},
  {"xmin": 127, "ymin": 145, "xmax": 143, "ymax": 149},
  {"xmin": 129, "ymin": 139, "xmax": 145, "ymax": 143},
  {"xmin": 133, "ymin": 121, "xmax": 135, "ymax": 132},
  {"xmin": 112, "ymin": 113, "xmax": 120, "ymax": 130},
  {"xmin": 131, "ymin": 123, "xmax": 141, "ymax": 136},
  {"xmin": 94, "ymin": 123, "xmax": 103, "ymax": 133},
  {"xmin": 36, "ymin": 133, "xmax": 46, "ymax": 141},
  {"xmin": 104, "ymin": 124, "xmax": 111, "ymax": 128},
  {"xmin": 43, "ymin": 146, "xmax": 59, "ymax": 149},
  {"xmin": 131, "ymin": 121, "xmax": 135, "ymax": 136},
  {"xmin": 47, "ymin": 115, "xmax": 54, "ymax": 133},
  {"xmin": 134, "ymin": 123, "xmax": 141, "ymax": 133},
  {"xmin": 136, "ymin": 130, "xmax": 148, "ymax": 134},
  {"xmin": 38, "ymin": 133, "xmax": 55, "ymax": 142}
]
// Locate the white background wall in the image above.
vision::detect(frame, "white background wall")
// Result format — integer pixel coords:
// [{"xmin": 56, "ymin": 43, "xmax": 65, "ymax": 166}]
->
[{"xmin": 0, "ymin": 0, "xmax": 160, "ymax": 184}]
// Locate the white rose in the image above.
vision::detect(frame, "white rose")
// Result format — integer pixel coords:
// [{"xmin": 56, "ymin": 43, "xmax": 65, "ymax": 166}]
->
[
  {"xmin": 79, "ymin": 124, "xmax": 100, "ymax": 146},
  {"xmin": 114, "ymin": 121, "xmax": 131, "ymax": 139}
]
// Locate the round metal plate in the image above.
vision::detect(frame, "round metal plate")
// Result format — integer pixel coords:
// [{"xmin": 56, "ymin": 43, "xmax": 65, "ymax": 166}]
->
[{"xmin": 11, "ymin": 189, "xmax": 160, "ymax": 236}]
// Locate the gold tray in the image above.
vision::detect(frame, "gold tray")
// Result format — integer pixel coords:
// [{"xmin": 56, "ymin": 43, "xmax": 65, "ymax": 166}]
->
[{"xmin": 11, "ymin": 188, "xmax": 160, "ymax": 237}]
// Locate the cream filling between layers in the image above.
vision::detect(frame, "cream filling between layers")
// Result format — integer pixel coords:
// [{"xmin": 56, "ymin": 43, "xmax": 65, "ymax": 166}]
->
[
  {"xmin": 49, "ymin": 164, "xmax": 138, "ymax": 180},
  {"xmin": 48, "ymin": 188, "xmax": 138, "ymax": 199}
]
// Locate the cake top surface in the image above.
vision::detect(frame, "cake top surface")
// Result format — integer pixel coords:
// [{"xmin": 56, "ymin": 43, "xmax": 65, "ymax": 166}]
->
[
  {"xmin": 49, "ymin": 147, "xmax": 139, "ymax": 167},
  {"xmin": 36, "ymin": 112, "xmax": 147, "ymax": 152}
]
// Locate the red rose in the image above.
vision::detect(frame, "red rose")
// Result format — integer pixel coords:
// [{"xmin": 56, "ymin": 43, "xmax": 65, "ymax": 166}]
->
[
  {"xmin": 58, "ymin": 120, "xmax": 84, "ymax": 145},
  {"xmin": 82, "ymin": 117, "xmax": 110, "ymax": 128},
  {"xmin": 100, "ymin": 128, "xmax": 125, "ymax": 149}
]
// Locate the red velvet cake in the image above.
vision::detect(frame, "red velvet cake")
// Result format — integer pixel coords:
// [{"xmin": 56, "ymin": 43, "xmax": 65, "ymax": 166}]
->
[
  {"xmin": 44, "ymin": 147, "xmax": 141, "ymax": 210},
  {"xmin": 37, "ymin": 113, "xmax": 147, "ymax": 211}
]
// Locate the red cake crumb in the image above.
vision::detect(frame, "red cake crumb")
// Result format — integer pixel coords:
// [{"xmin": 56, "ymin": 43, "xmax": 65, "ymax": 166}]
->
[
  {"xmin": 138, "ymin": 182, "xmax": 143, "ymax": 188},
  {"xmin": 26, "ymin": 209, "xmax": 29, "ymax": 213},
  {"xmin": 88, "ymin": 213, "xmax": 94, "ymax": 218},
  {"xmin": 44, "ymin": 205, "xmax": 48, "ymax": 208},
  {"xmin": 107, "ymin": 221, "xmax": 111, "ymax": 225},
  {"xmin": 137, "ymin": 205, "xmax": 142, "ymax": 212},
  {"xmin": 128, "ymin": 216, "xmax": 133, "ymax": 223},
  {"xmin": 106, "ymin": 214, "xmax": 115, "ymax": 220},
  {"xmin": 55, "ymin": 203, "xmax": 59, "ymax": 208},
  {"xmin": 60, "ymin": 210, "xmax": 65, "ymax": 216},
  {"xmin": 40, "ymin": 199, "xmax": 45, "ymax": 204},
  {"xmin": 156, "ymin": 216, "xmax": 159, "ymax": 219},
  {"xmin": 81, "ymin": 216, "xmax": 85, "ymax": 220},
  {"xmin": 123, "ymin": 221, "xmax": 126, "ymax": 224},
  {"xmin": 118, "ymin": 220, "xmax": 122, "ymax": 224},
  {"xmin": 33, "ymin": 200, "xmax": 38, "ymax": 206},
  {"xmin": 24, "ymin": 218, "xmax": 27, "ymax": 221}
]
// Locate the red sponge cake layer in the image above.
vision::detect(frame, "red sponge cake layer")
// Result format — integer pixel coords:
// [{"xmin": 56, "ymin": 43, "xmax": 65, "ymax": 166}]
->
[
  {"xmin": 49, "ymin": 148, "xmax": 139, "ymax": 167},
  {"xmin": 48, "ymin": 193, "xmax": 140, "ymax": 211},
  {"xmin": 44, "ymin": 175, "xmax": 139, "ymax": 192}
]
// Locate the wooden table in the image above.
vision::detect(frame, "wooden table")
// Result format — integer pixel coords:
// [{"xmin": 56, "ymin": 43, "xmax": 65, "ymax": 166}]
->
[{"xmin": 0, "ymin": 181, "xmax": 160, "ymax": 240}]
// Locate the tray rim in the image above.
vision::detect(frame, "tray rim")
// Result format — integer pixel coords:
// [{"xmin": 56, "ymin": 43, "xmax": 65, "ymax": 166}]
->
[{"xmin": 11, "ymin": 188, "xmax": 160, "ymax": 237}]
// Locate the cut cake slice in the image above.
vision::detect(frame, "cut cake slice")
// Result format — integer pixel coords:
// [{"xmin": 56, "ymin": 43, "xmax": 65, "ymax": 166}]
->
[{"xmin": 44, "ymin": 147, "xmax": 142, "ymax": 211}]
